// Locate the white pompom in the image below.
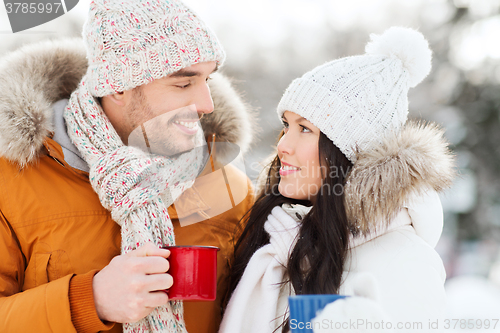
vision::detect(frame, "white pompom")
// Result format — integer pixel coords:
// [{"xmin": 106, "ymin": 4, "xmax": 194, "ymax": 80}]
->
[{"xmin": 365, "ymin": 27, "xmax": 432, "ymax": 88}]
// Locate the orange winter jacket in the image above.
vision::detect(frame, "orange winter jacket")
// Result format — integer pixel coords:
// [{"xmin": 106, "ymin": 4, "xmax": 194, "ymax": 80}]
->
[
  {"xmin": 0, "ymin": 39, "xmax": 255, "ymax": 333},
  {"xmin": 0, "ymin": 139, "xmax": 253, "ymax": 333}
]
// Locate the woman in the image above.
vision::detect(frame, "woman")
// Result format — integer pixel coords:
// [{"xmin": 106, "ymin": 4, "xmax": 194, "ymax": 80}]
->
[{"xmin": 219, "ymin": 27, "xmax": 455, "ymax": 333}]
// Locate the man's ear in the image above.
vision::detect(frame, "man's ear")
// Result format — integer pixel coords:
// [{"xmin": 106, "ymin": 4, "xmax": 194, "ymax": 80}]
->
[{"xmin": 104, "ymin": 91, "xmax": 127, "ymax": 107}]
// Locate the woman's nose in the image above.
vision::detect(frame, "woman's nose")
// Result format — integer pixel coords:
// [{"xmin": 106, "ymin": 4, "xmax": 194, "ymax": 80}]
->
[{"xmin": 277, "ymin": 133, "xmax": 294, "ymax": 156}]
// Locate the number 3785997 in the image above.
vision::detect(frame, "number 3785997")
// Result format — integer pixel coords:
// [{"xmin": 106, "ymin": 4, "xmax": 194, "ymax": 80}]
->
[
  {"xmin": 5, "ymin": 2, "xmax": 62, "ymax": 14},
  {"xmin": 444, "ymin": 319, "xmax": 499, "ymax": 330}
]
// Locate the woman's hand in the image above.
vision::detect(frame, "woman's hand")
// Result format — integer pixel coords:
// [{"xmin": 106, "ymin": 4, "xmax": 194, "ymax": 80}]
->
[
  {"xmin": 312, "ymin": 272, "xmax": 392, "ymax": 332},
  {"xmin": 312, "ymin": 296, "xmax": 392, "ymax": 333}
]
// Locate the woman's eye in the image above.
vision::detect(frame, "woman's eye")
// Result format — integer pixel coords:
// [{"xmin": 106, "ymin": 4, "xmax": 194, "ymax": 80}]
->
[
  {"xmin": 300, "ymin": 125, "xmax": 311, "ymax": 133},
  {"xmin": 282, "ymin": 121, "xmax": 289, "ymax": 129},
  {"xmin": 206, "ymin": 76, "xmax": 212, "ymax": 82}
]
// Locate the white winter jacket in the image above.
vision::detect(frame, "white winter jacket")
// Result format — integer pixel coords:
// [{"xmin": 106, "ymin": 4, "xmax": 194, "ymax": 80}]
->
[{"xmin": 315, "ymin": 190, "xmax": 447, "ymax": 332}]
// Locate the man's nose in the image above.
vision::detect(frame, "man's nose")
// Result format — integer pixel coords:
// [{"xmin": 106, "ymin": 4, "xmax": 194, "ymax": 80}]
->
[{"xmin": 196, "ymin": 84, "xmax": 214, "ymax": 115}]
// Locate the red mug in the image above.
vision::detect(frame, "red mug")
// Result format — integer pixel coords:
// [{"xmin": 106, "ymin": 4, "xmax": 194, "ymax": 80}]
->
[{"xmin": 164, "ymin": 245, "xmax": 220, "ymax": 301}]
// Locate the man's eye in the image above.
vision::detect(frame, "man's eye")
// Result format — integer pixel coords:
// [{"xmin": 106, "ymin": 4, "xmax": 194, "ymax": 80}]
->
[
  {"xmin": 206, "ymin": 76, "xmax": 212, "ymax": 82},
  {"xmin": 177, "ymin": 83, "xmax": 191, "ymax": 89}
]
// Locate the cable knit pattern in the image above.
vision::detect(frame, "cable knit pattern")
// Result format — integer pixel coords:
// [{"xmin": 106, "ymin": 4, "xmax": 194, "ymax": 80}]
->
[
  {"xmin": 64, "ymin": 77, "xmax": 204, "ymax": 332},
  {"xmin": 278, "ymin": 56, "xmax": 409, "ymax": 164},
  {"xmin": 277, "ymin": 27, "xmax": 432, "ymax": 163},
  {"xmin": 83, "ymin": 0, "xmax": 225, "ymax": 97}
]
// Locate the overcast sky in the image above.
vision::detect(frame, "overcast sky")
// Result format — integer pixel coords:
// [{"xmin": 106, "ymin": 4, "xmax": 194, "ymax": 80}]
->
[{"xmin": 1, "ymin": 0, "xmax": 499, "ymax": 72}]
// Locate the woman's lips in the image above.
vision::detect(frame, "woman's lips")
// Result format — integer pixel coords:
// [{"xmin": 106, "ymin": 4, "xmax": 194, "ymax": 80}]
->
[{"xmin": 279, "ymin": 161, "xmax": 301, "ymax": 176}]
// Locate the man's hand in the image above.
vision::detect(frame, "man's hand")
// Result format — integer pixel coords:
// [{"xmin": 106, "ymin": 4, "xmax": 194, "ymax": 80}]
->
[{"xmin": 92, "ymin": 243, "xmax": 173, "ymax": 323}]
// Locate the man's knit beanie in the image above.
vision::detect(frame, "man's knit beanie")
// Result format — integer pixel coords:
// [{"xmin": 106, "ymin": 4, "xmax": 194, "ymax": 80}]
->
[
  {"xmin": 277, "ymin": 27, "xmax": 432, "ymax": 163},
  {"xmin": 83, "ymin": 0, "xmax": 226, "ymax": 97}
]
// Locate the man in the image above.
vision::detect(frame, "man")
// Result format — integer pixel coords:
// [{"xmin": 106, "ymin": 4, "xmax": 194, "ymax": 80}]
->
[{"xmin": 0, "ymin": 0, "xmax": 254, "ymax": 332}]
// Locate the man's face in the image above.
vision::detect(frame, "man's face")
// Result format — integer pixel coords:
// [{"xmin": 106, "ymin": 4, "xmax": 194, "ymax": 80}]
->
[{"xmin": 103, "ymin": 61, "xmax": 217, "ymax": 155}]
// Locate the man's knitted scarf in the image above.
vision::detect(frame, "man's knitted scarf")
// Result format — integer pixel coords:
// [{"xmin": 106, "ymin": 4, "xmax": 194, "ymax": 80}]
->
[{"xmin": 64, "ymin": 77, "xmax": 203, "ymax": 332}]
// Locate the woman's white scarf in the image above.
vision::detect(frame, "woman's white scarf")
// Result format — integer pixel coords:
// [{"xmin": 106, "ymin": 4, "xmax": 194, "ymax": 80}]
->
[
  {"xmin": 219, "ymin": 204, "xmax": 309, "ymax": 333},
  {"xmin": 64, "ymin": 77, "xmax": 204, "ymax": 332}
]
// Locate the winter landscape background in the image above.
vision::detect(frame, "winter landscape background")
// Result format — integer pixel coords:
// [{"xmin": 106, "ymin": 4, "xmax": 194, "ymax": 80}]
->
[{"xmin": 2, "ymin": 0, "xmax": 500, "ymax": 330}]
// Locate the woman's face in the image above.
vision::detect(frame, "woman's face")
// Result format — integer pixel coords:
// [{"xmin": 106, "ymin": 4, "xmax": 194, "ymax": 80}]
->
[{"xmin": 277, "ymin": 111, "xmax": 323, "ymax": 203}]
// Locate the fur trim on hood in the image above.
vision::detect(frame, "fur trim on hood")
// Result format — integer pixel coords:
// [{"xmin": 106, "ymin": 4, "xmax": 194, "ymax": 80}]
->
[
  {"xmin": 0, "ymin": 39, "xmax": 87, "ymax": 166},
  {"xmin": 0, "ymin": 38, "xmax": 254, "ymax": 167},
  {"xmin": 344, "ymin": 120, "xmax": 456, "ymax": 235},
  {"xmin": 254, "ymin": 120, "xmax": 455, "ymax": 234}
]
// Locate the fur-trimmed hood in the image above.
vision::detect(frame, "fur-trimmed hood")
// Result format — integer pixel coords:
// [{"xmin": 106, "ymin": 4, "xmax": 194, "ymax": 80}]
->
[
  {"xmin": 0, "ymin": 38, "xmax": 254, "ymax": 167},
  {"xmin": 256, "ymin": 120, "xmax": 455, "ymax": 235},
  {"xmin": 344, "ymin": 120, "xmax": 455, "ymax": 234}
]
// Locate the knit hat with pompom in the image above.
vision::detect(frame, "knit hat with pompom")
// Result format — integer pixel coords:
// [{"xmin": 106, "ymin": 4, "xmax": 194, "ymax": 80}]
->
[
  {"xmin": 277, "ymin": 27, "xmax": 432, "ymax": 163},
  {"xmin": 83, "ymin": 0, "xmax": 225, "ymax": 97}
]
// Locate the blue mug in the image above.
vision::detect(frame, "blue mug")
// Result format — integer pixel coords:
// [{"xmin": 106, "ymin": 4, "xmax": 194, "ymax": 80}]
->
[{"xmin": 289, "ymin": 294, "xmax": 347, "ymax": 333}]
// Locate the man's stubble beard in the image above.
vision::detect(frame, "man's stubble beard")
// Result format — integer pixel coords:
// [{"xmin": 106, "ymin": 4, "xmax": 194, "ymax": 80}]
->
[{"xmin": 127, "ymin": 87, "xmax": 196, "ymax": 156}]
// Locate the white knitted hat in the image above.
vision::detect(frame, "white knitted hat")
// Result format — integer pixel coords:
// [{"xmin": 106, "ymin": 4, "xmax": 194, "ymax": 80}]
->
[
  {"xmin": 277, "ymin": 27, "xmax": 432, "ymax": 163},
  {"xmin": 83, "ymin": 0, "xmax": 226, "ymax": 97}
]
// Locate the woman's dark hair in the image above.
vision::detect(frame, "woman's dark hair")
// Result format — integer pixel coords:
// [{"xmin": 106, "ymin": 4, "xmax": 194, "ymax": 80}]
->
[{"xmin": 224, "ymin": 131, "xmax": 353, "ymax": 331}]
